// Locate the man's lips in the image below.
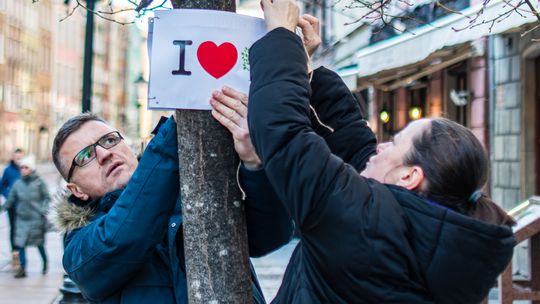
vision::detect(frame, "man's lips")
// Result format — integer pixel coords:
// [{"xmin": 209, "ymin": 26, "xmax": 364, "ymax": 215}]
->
[{"xmin": 106, "ymin": 161, "xmax": 123, "ymax": 177}]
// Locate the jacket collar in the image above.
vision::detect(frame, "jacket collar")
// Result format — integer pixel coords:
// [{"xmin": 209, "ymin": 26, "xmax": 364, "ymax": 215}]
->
[{"xmin": 53, "ymin": 188, "xmax": 124, "ymax": 232}]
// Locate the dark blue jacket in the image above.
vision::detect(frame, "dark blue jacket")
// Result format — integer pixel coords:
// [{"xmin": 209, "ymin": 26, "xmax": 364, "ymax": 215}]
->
[
  {"xmin": 58, "ymin": 117, "xmax": 290, "ymax": 303},
  {"xmin": 1, "ymin": 160, "xmax": 21, "ymax": 199},
  {"xmin": 247, "ymin": 28, "xmax": 516, "ymax": 304}
]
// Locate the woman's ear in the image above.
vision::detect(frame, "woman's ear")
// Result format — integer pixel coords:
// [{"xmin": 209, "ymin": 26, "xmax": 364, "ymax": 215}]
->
[
  {"xmin": 396, "ymin": 166, "xmax": 424, "ymax": 191},
  {"xmin": 66, "ymin": 183, "xmax": 90, "ymax": 201}
]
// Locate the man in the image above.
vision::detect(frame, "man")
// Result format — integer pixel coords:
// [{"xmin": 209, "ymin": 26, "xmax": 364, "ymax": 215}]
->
[
  {"xmin": 1, "ymin": 148, "xmax": 25, "ymax": 266},
  {"xmin": 52, "ymin": 108, "xmax": 291, "ymax": 302}
]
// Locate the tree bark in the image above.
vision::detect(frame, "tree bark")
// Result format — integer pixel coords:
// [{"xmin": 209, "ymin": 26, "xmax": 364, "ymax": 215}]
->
[{"xmin": 170, "ymin": 1, "xmax": 253, "ymax": 303}]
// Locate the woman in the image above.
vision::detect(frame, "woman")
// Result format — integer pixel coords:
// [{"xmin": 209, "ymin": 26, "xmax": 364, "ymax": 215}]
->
[
  {"xmin": 3, "ymin": 155, "xmax": 49, "ymax": 278},
  {"xmin": 241, "ymin": 2, "xmax": 516, "ymax": 303}
]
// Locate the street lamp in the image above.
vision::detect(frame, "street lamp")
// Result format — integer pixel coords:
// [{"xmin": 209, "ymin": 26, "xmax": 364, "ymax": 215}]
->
[
  {"xmin": 58, "ymin": 276, "xmax": 88, "ymax": 303},
  {"xmin": 408, "ymin": 106, "xmax": 423, "ymax": 120},
  {"xmin": 379, "ymin": 109, "xmax": 390, "ymax": 124},
  {"xmin": 82, "ymin": 0, "xmax": 97, "ymax": 113}
]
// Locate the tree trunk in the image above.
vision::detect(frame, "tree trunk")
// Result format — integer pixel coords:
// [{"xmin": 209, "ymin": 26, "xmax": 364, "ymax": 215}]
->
[{"xmin": 170, "ymin": 1, "xmax": 253, "ymax": 303}]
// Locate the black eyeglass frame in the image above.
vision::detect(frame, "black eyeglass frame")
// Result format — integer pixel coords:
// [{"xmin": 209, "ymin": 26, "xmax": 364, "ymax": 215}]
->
[{"xmin": 66, "ymin": 131, "xmax": 124, "ymax": 182}]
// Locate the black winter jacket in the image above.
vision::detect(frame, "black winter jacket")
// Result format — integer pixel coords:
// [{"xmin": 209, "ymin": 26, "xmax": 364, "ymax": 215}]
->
[{"xmin": 248, "ymin": 28, "xmax": 516, "ymax": 304}]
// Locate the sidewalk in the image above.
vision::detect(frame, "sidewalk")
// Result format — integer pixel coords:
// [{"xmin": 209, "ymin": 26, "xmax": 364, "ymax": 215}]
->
[
  {"xmin": 251, "ymin": 239, "xmax": 297, "ymax": 301},
  {"xmin": 0, "ymin": 163, "xmax": 65, "ymax": 304}
]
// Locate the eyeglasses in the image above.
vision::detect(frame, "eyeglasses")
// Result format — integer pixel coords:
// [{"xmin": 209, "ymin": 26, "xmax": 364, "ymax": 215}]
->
[{"xmin": 66, "ymin": 131, "xmax": 124, "ymax": 182}]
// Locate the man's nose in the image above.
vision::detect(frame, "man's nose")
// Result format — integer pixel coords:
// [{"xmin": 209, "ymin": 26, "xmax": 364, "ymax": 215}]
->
[{"xmin": 95, "ymin": 145, "xmax": 113, "ymax": 164}]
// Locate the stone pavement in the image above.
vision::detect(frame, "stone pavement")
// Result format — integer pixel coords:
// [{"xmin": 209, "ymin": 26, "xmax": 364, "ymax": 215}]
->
[
  {"xmin": 0, "ymin": 163, "xmax": 65, "ymax": 304},
  {"xmin": 251, "ymin": 239, "xmax": 297, "ymax": 301}
]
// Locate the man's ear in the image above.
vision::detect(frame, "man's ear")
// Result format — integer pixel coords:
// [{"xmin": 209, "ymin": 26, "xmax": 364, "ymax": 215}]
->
[
  {"xmin": 396, "ymin": 166, "xmax": 424, "ymax": 191},
  {"xmin": 66, "ymin": 183, "xmax": 90, "ymax": 201}
]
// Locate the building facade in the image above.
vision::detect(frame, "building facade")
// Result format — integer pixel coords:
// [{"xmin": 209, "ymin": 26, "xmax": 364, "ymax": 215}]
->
[
  {"xmin": 489, "ymin": 29, "xmax": 540, "ymax": 209},
  {"xmin": 314, "ymin": 0, "xmax": 539, "ymax": 211},
  {"xmin": 0, "ymin": 0, "xmax": 54, "ymax": 161},
  {"xmin": 0, "ymin": 0, "xmax": 146, "ymax": 163}
]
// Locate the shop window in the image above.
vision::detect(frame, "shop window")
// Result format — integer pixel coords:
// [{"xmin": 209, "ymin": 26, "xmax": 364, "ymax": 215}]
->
[
  {"xmin": 407, "ymin": 81, "xmax": 427, "ymax": 122},
  {"xmin": 379, "ymin": 91, "xmax": 396, "ymax": 141},
  {"xmin": 446, "ymin": 62, "xmax": 469, "ymax": 127}
]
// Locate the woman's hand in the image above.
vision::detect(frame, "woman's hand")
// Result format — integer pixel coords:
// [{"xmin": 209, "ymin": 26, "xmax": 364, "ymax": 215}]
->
[
  {"xmin": 261, "ymin": 0, "xmax": 300, "ymax": 32},
  {"xmin": 298, "ymin": 14, "xmax": 321, "ymax": 57},
  {"xmin": 210, "ymin": 87, "xmax": 262, "ymax": 170}
]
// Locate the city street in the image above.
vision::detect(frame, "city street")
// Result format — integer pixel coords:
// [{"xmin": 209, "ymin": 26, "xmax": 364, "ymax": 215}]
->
[{"xmin": 1, "ymin": 0, "xmax": 539, "ymax": 302}]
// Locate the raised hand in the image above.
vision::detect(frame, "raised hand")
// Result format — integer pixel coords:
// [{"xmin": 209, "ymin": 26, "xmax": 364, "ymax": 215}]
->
[
  {"xmin": 298, "ymin": 14, "xmax": 321, "ymax": 57},
  {"xmin": 210, "ymin": 86, "xmax": 262, "ymax": 170},
  {"xmin": 260, "ymin": 0, "xmax": 300, "ymax": 32}
]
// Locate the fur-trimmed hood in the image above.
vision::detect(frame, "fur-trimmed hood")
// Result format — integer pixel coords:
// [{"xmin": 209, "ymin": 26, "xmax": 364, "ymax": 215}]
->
[{"xmin": 52, "ymin": 188, "xmax": 96, "ymax": 232}]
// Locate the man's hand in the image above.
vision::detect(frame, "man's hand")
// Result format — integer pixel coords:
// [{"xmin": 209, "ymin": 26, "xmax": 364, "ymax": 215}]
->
[
  {"xmin": 210, "ymin": 87, "xmax": 262, "ymax": 170},
  {"xmin": 298, "ymin": 14, "xmax": 321, "ymax": 57},
  {"xmin": 261, "ymin": 0, "xmax": 299, "ymax": 32}
]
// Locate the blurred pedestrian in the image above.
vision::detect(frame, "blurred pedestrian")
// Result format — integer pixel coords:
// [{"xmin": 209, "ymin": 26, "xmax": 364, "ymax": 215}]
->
[
  {"xmin": 0, "ymin": 148, "xmax": 24, "ymax": 268},
  {"xmin": 2, "ymin": 155, "xmax": 50, "ymax": 278}
]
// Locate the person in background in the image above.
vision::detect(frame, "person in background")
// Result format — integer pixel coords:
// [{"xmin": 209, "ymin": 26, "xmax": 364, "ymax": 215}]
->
[
  {"xmin": 0, "ymin": 148, "xmax": 24, "ymax": 269},
  {"xmin": 3, "ymin": 155, "xmax": 50, "ymax": 278}
]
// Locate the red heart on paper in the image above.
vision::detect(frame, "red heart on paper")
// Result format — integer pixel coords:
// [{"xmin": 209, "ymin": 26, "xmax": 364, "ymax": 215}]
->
[{"xmin": 197, "ymin": 41, "xmax": 238, "ymax": 79}]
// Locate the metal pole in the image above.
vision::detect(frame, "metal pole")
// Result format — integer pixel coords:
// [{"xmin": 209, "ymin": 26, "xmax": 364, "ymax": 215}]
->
[{"xmin": 81, "ymin": 0, "xmax": 95, "ymax": 112}]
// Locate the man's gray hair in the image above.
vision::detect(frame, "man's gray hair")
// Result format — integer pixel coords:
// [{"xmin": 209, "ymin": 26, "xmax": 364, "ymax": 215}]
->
[{"xmin": 52, "ymin": 112, "xmax": 106, "ymax": 180}]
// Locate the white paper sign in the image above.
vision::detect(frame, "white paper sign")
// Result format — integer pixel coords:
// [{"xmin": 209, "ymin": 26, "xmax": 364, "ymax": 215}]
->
[{"xmin": 148, "ymin": 9, "xmax": 267, "ymax": 110}]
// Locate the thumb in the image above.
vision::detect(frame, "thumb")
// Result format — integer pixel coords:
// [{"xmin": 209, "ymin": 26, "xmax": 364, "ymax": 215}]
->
[{"xmin": 261, "ymin": 0, "xmax": 272, "ymax": 10}]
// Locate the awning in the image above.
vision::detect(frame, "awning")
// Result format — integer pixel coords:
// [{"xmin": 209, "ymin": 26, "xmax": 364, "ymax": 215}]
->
[
  {"xmin": 356, "ymin": 0, "xmax": 539, "ymax": 78},
  {"xmin": 358, "ymin": 43, "xmax": 476, "ymax": 91},
  {"xmin": 336, "ymin": 64, "xmax": 360, "ymax": 90}
]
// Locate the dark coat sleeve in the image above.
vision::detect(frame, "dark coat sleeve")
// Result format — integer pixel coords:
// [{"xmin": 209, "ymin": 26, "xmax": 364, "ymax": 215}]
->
[
  {"xmin": 240, "ymin": 165, "xmax": 293, "ymax": 257},
  {"xmin": 310, "ymin": 67, "xmax": 376, "ymax": 172},
  {"xmin": 0, "ymin": 165, "xmax": 16, "ymax": 199},
  {"xmin": 0, "ymin": 170, "xmax": 8, "ymax": 198},
  {"xmin": 248, "ymin": 28, "xmax": 374, "ymax": 232},
  {"xmin": 240, "ymin": 68, "xmax": 375, "ymax": 256},
  {"xmin": 3, "ymin": 180, "xmax": 18, "ymax": 210},
  {"xmin": 63, "ymin": 117, "xmax": 179, "ymax": 301}
]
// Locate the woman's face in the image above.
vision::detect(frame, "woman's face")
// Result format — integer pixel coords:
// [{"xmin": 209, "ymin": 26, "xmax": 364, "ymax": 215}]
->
[
  {"xmin": 20, "ymin": 165, "xmax": 32, "ymax": 177},
  {"xmin": 360, "ymin": 119, "xmax": 431, "ymax": 184}
]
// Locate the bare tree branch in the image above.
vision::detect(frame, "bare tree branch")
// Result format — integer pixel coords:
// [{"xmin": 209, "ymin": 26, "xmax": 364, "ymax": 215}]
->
[
  {"xmin": 60, "ymin": 2, "xmax": 81, "ymax": 22},
  {"xmin": 521, "ymin": 21, "xmax": 540, "ymax": 36},
  {"xmin": 523, "ymin": 0, "xmax": 540, "ymax": 23},
  {"xmin": 136, "ymin": 0, "xmax": 155, "ymax": 12},
  {"xmin": 57, "ymin": 0, "xmax": 168, "ymax": 25}
]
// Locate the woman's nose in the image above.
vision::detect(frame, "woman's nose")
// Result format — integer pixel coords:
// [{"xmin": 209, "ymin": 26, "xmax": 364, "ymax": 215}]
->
[{"xmin": 376, "ymin": 142, "xmax": 390, "ymax": 154}]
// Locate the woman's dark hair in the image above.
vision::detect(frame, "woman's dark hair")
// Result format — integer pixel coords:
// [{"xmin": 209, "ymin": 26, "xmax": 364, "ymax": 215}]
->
[{"xmin": 404, "ymin": 118, "xmax": 515, "ymax": 226}]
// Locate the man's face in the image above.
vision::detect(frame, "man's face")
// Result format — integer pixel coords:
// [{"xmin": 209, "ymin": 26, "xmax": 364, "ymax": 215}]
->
[
  {"xmin": 360, "ymin": 119, "xmax": 430, "ymax": 184},
  {"xmin": 12, "ymin": 152, "xmax": 24, "ymax": 167},
  {"xmin": 60, "ymin": 121, "xmax": 138, "ymax": 200}
]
